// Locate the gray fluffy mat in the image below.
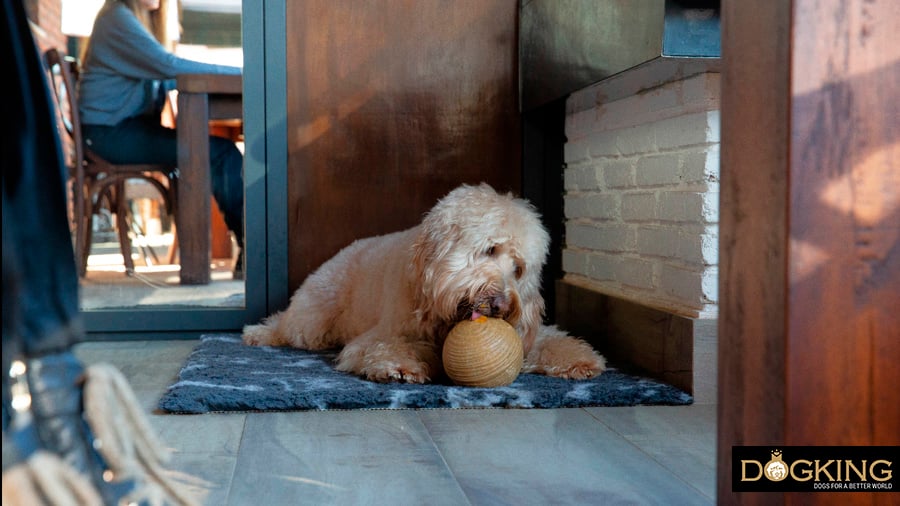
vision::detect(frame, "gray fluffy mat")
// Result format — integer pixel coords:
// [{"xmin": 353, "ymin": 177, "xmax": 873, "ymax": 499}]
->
[{"xmin": 158, "ymin": 334, "xmax": 692, "ymax": 413}]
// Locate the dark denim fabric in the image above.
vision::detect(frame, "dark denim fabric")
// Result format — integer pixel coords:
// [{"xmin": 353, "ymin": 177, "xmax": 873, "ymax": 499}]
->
[
  {"xmin": 2, "ymin": 0, "xmax": 84, "ymax": 430},
  {"xmin": 2, "ymin": 0, "xmax": 82, "ymax": 358}
]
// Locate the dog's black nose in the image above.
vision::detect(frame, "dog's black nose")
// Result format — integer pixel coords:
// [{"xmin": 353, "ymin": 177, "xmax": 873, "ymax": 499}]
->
[{"xmin": 491, "ymin": 296, "xmax": 510, "ymax": 316}]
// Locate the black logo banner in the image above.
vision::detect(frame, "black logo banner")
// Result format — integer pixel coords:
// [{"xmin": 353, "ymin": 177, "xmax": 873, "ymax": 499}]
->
[{"xmin": 733, "ymin": 446, "xmax": 898, "ymax": 492}]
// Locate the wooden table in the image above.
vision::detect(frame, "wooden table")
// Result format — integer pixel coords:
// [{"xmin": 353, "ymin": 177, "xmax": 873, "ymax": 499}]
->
[{"xmin": 175, "ymin": 73, "xmax": 242, "ymax": 285}]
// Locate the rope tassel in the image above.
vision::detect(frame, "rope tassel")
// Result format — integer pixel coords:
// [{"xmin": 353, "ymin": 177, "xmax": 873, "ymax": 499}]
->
[
  {"xmin": 2, "ymin": 452, "xmax": 102, "ymax": 506},
  {"xmin": 82, "ymin": 364, "xmax": 198, "ymax": 506}
]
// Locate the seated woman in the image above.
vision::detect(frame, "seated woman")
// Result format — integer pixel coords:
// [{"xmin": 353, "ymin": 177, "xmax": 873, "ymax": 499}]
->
[{"xmin": 78, "ymin": 0, "xmax": 245, "ymax": 278}]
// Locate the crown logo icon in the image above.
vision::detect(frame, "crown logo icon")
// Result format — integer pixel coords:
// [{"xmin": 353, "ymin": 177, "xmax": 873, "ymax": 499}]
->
[{"xmin": 771, "ymin": 449, "xmax": 782, "ymax": 459}]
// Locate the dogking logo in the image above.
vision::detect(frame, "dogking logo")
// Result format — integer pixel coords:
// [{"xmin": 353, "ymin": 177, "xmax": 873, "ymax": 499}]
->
[
  {"xmin": 733, "ymin": 446, "xmax": 898, "ymax": 492},
  {"xmin": 763, "ymin": 449, "xmax": 788, "ymax": 482}
]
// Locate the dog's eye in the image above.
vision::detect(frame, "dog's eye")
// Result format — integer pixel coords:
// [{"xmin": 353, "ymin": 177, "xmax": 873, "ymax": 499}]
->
[
  {"xmin": 514, "ymin": 262, "xmax": 524, "ymax": 279},
  {"xmin": 485, "ymin": 245, "xmax": 496, "ymax": 257}
]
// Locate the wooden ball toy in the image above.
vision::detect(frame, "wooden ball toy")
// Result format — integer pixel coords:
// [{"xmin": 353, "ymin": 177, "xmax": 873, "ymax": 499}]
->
[{"xmin": 443, "ymin": 316, "xmax": 523, "ymax": 387}]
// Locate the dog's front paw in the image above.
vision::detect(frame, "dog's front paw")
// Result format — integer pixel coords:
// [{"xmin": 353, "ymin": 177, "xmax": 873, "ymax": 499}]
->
[
  {"xmin": 552, "ymin": 358, "xmax": 606, "ymax": 380},
  {"xmin": 335, "ymin": 336, "xmax": 441, "ymax": 384},
  {"xmin": 242, "ymin": 323, "xmax": 273, "ymax": 346},
  {"xmin": 366, "ymin": 361, "xmax": 432, "ymax": 384},
  {"xmin": 524, "ymin": 337, "xmax": 607, "ymax": 380}
]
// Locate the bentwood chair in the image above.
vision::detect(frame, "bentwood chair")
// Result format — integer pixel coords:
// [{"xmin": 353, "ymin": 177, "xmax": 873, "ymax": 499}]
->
[{"xmin": 44, "ymin": 48, "xmax": 178, "ymax": 277}]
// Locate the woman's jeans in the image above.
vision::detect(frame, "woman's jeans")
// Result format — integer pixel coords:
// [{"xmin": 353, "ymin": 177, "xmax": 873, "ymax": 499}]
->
[
  {"xmin": 82, "ymin": 116, "xmax": 244, "ymax": 246},
  {"xmin": 3, "ymin": 0, "xmax": 85, "ymax": 429}
]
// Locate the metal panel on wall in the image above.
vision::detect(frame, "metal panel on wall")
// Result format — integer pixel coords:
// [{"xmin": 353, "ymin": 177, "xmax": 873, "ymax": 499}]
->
[{"xmin": 520, "ymin": 0, "xmax": 720, "ymax": 111}]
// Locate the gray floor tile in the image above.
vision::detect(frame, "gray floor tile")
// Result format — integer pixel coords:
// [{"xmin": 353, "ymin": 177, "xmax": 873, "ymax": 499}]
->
[
  {"xmin": 228, "ymin": 410, "xmax": 470, "ymax": 506},
  {"xmin": 168, "ymin": 452, "xmax": 238, "ymax": 506},
  {"xmin": 151, "ymin": 413, "xmax": 248, "ymax": 456},
  {"xmin": 585, "ymin": 405, "xmax": 716, "ymax": 499},
  {"xmin": 74, "ymin": 339, "xmax": 196, "ymax": 391},
  {"xmin": 419, "ymin": 408, "xmax": 712, "ymax": 505}
]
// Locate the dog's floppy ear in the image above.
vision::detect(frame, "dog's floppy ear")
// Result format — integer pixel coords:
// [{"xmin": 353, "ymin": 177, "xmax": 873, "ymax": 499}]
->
[
  {"xmin": 516, "ymin": 278, "xmax": 545, "ymax": 355},
  {"xmin": 513, "ymin": 212, "xmax": 550, "ymax": 355},
  {"xmin": 411, "ymin": 217, "xmax": 460, "ymax": 322}
]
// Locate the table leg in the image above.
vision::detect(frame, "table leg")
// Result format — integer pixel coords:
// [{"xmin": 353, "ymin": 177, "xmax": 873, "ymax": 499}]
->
[{"xmin": 176, "ymin": 91, "xmax": 212, "ymax": 285}]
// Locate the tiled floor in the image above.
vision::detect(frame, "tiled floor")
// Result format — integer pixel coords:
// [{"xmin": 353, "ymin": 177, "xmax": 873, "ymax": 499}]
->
[
  {"xmin": 75, "ymin": 340, "xmax": 717, "ymax": 506},
  {"xmin": 79, "ymin": 247, "xmax": 243, "ymax": 310}
]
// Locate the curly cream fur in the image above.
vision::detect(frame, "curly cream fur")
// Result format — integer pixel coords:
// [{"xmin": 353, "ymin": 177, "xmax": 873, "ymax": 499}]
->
[{"xmin": 243, "ymin": 183, "xmax": 606, "ymax": 383}]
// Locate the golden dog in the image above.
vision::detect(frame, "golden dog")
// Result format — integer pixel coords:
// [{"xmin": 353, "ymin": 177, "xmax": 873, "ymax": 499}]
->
[{"xmin": 243, "ymin": 183, "xmax": 605, "ymax": 383}]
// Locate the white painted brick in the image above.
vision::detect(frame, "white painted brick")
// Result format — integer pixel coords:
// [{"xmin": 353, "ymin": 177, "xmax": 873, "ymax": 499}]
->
[
  {"xmin": 602, "ymin": 159, "xmax": 636, "ymax": 189},
  {"xmin": 621, "ymin": 192, "xmax": 658, "ymax": 222},
  {"xmin": 637, "ymin": 226, "xmax": 708, "ymax": 265},
  {"xmin": 564, "ymin": 165, "xmax": 602, "ymax": 191},
  {"xmin": 616, "ymin": 124, "xmax": 656, "ymax": 156},
  {"xmin": 566, "ymin": 249, "xmax": 618, "ymax": 282},
  {"xmin": 702, "ymin": 266, "xmax": 718, "ymax": 302},
  {"xmin": 566, "ymin": 223, "xmax": 634, "ymax": 253},
  {"xmin": 564, "ymin": 139, "xmax": 591, "ymax": 165},
  {"xmin": 562, "ymin": 249, "xmax": 589, "ymax": 277},
  {"xmin": 682, "ymin": 144, "xmax": 720, "ymax": 184},
  {"xmin": 565, "ymin": 193, "xmax": 619, "ymax": 221},
  {"xmin": 598, "ymin": 85, "xmax": 680, "ymax": 128},
  {"xmin": 637, "ymin": 226, "xmax": 681, "ymax": 259},
  {"xmin": 636, "ymin": 154, "xmax": 681, "ymax": 186},
  {"xmin": 701, "ymin": 191, "xmax": 719, "ymax": 223},
  {"xmin": 682, "ymin": 232, "xmax": 708, "ymax": 265},
  {"xmin": 681, "ymin": 73, "xmax": 721, "ymax": 106},
  {"xmin": 597, "ymin": 97, "xmax": 644, "ymax": 129},
  {"xmin": 565, "ymin": 108, "xmax": 594, "ymax": 140},
  {"xmin": 707, "ymin": 110, "xmax": 721, "ymax": 143},
  {"xmin": 701, "ymin": 225, "xmax": 718, "ymax": 265},
  {"xmin": 654, "ymin": 111, "xmax": 717, "ymax": 150},
  {"xmin": 586, "ymin": 252, "xmax": 616, "ymax": 281},
  {"xmin": 565, "ymin": 223, "xmax": 596, "ymax": 250},
  {"xmin": 587, "ymin": 130, "xmax": 621, "ymax": 158},
  {"xmin": 615, "ymin": 256, "xmax": 655, "ymax": 290},
  {"xmin": 707, "ymin": 144, "xmax": 721, "ymax": 180},
  {"xmin": 643, "ymin": 84, "xmax": 682, "ymax": 113},
  {"xmin": 567, "ymin": 85, "xmax": 596, "ymax": 115},
  {"xmin": 658, "ymin": 192, "xmax": 705, "ymax": 223},
  {"xmin": 565, "ymin": 115, "xmax": 579, "ymax": 140},
  {"xmin": 593, "ymin": 77, "xmax": 721, "ymax": 133},
  {"xmin": 660, "ymin": 264, "xmax": 704, "ymax": 306},
  {"xmin": 681, "ymin": 150, "xmax": 709, "ymax": 184},
  {"xmin": 562, "ymin": 71, "xmax": 721, "ymax": 317}
]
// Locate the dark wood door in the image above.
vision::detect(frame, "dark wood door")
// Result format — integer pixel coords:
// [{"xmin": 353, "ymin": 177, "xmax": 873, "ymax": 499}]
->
[
  {"xmin": 718, "ymin": 0, "xmax": 899, "ymax": 503},
  {"xmin": 285, "ymin": 0, "xmax": 521, "ymax": 289}
]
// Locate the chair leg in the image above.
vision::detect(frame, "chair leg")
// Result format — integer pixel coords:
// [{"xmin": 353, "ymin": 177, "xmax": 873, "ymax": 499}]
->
[
  {"xmin": 80, "ymin": 184, "xmax": 93, "ymax": 277},
  {"xmin": 71, "ymin": 180, "xmax": 88, "ymax": 277},
  {"xmin": 112, "ymin": 181, "xmax": 135, "ymax": 275},
  {"xmin": 80, "ymin": 211, "xmax": 92, "ymax": 276},
  {"xmin": 128, "ymin": 217, "xmax": 160, "ymax": 266},
  {"xmin": 166, "ymin": 225, "xmax": 178, "ymax": 265},
  {"xmin": 165, "ymin": 178, "xmax": 178, "ymax": 265}
]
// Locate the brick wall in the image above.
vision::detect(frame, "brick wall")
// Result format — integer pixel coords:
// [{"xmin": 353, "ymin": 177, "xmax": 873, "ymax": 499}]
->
[
  {"xmin": 562, "ymin": 72, "xmax": 720, "ymax": 319},
  {"xmin": 27, "ymin": 0, "xmax": 66, "ymax": 56}
]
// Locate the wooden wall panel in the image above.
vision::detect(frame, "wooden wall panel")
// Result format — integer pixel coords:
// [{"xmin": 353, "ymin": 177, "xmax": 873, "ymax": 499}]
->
[
  {"xmin": 717, "ymin": 2, "xmax": 792, "ymax": 500},
  {"xmin": 284, "ymin": 0, "xmax": 520, "ymax": 289},
  {"xmin": 787, "ymin": 0, "xmax": 900, "ymax": 451},
  {"xmin": 718, "ymin": 0, "xmax": 899, "ymax": 504}
]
